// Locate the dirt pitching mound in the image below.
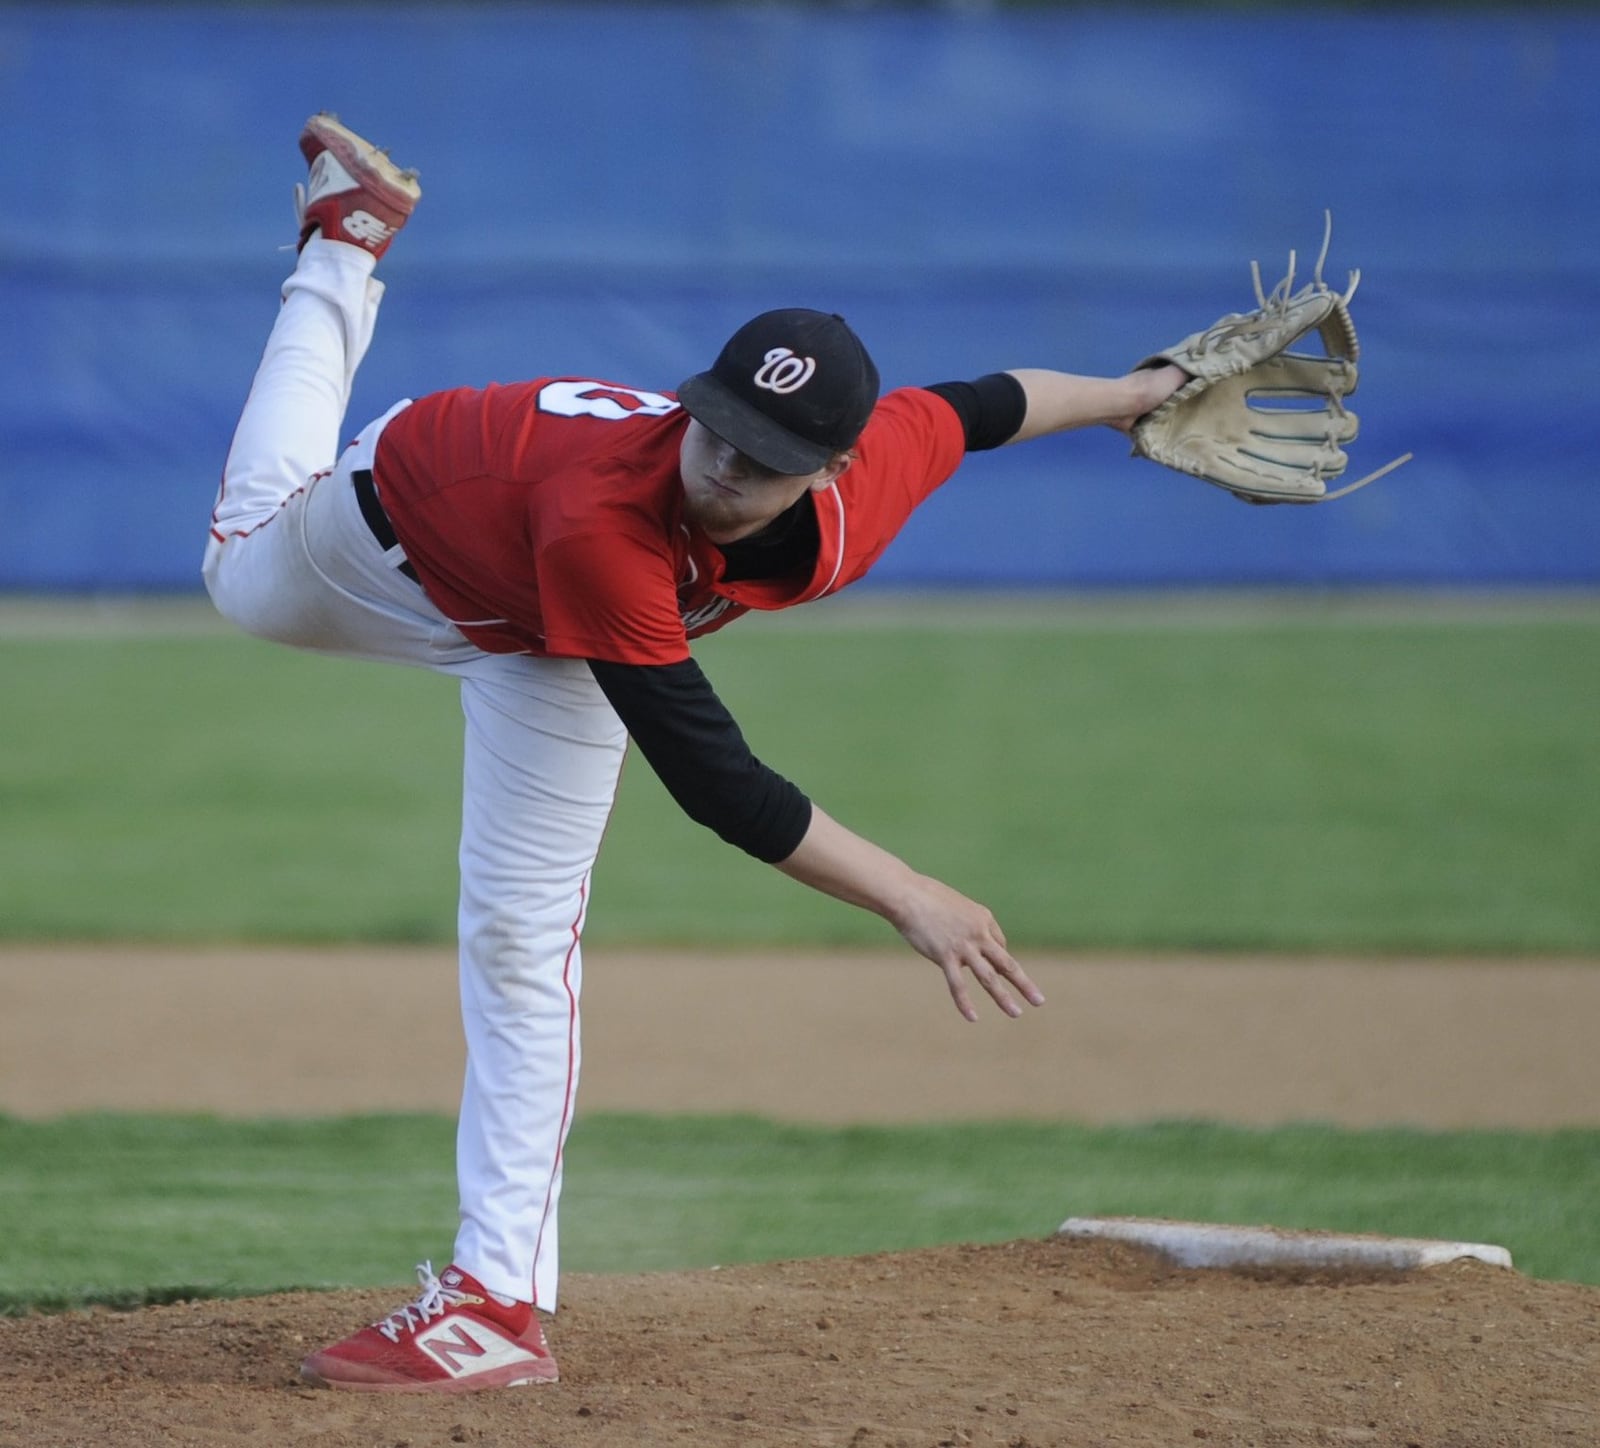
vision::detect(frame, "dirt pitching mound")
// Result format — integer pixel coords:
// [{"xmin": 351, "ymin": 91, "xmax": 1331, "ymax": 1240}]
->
[{"xmin": 3, "ymin": 1236, "xmax": 1596, "ymax": 1447}]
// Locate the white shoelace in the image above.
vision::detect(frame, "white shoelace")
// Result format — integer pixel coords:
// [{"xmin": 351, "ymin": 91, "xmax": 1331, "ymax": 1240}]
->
[{"xmin": 374, "ymin": 1261, "xmax": 467, "ymax": 1343}]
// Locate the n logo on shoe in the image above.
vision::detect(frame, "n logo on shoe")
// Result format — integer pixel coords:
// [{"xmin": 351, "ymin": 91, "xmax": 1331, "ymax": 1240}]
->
[
  {"xmin": 417, "ymin": 1319, "xmax": 534, "ymax": 1378},
  {"xmin": 343, "ymin": 211, "xmax": 396, "ymax": 247},
  {"xmin": 420, "ymin": 1323, "xmax": 487, "ymax": 1375}
]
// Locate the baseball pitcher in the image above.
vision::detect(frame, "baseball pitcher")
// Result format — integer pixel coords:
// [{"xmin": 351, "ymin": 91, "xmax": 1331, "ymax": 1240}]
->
[{"xmin": 204, "ymin": 115, "xmax": 1395, "ymax": 1393}]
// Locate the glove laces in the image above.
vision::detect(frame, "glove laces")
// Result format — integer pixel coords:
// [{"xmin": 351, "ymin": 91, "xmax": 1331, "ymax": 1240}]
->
[
  {"xmin": 1248, "ymin": 210, "xmax": 1410, "ymax": 501},
  {"xmin": 1249, "ymin": 208, "xmax": 1361, "ymax": 314},
  {"xmin": 1184, "ymin": 213, "xmax": 1361, "ymax": 365},
  {"xmin": 374, "ymin": 1261, "xmax": 466, "ymax": 1342}
]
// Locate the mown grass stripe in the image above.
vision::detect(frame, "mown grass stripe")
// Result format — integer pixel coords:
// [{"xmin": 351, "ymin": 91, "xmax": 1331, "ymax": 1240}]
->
[
  {"xmin": 1, "ymin": 613, "xmax": 1596, "ymax": 952},
  {"xmin": 2, "ymin": 1113, "xmax": 1596, "ymax": 1312}
]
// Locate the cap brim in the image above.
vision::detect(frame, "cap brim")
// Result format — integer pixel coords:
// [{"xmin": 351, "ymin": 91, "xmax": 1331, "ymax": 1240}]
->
[{"xmin": 677, "ymin": 373, "xmax": 837, "ymax": 476}]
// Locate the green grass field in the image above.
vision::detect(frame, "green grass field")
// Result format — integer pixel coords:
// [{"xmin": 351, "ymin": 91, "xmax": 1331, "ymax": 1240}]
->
[
  {"xmin": 3, "ymin": 1112, "xmax": 1596, "ymax": 1313},
  {"xmin": 2, "ymin": 593, "xmax": 1596, "ymax": 1310},
  {"xmin": 2, "ymin": 593, "xmax": 1596, "ymax": 951}
]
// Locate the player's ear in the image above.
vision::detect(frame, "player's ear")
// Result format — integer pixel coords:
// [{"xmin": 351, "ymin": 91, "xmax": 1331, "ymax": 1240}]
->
[{"xmin": 811, "ymin": 451, "xmax": 854, "ymax": 489}]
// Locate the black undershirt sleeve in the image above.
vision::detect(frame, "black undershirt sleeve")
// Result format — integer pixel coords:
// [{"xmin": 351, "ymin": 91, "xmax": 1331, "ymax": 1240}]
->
[
  {"xmin": 587, "ymin": 655, "xmax": 812, "ymax": 864},
  {"xmin": 923, "ymin": 372, "xmax": 1029, "ymax": 452}
]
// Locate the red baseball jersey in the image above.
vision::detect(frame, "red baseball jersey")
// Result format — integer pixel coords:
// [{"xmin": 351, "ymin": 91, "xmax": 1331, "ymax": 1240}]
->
[{"xmin": 371, "ymin": 377, "xmax": 966, "ymax": 665}]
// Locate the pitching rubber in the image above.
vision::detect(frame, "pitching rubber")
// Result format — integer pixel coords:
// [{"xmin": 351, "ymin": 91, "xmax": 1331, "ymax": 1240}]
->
[{"xmin": 1057, "ymin": 1217, "xmax": 1513, "ymax": 1272}]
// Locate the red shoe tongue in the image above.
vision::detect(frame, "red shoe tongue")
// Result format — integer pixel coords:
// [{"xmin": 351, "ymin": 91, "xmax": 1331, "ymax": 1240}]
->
[{"xmin": 440, "ymin": 1265, "xmax": 532, "ymax": 1332}]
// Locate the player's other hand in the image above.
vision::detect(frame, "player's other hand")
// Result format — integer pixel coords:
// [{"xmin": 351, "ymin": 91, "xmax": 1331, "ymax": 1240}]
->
[
  {"xmin": 1107, "ymin": 363, "xmax": 1189, "ymax": 434},
  {"xmin": 894, "ymin": 875, "xmax": 1046, "ymax": 1023}
]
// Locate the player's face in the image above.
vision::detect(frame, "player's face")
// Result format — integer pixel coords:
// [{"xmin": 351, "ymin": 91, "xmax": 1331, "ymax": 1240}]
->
[{"xmin": 678, "ymin": 420, "xmax": 843, "ymax": 545}]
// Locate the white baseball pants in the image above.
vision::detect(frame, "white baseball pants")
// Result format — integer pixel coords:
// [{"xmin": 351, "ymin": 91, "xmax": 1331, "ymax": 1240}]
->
[{"xmin": 203, "ymin": 239, "xmax": 628, "ymax": 1310}]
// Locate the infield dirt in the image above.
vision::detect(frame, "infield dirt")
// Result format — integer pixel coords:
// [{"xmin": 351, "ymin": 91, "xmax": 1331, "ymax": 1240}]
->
[{"xmin": 2, "ymin": 947, "xmax": 1597, "ymax": 1446}]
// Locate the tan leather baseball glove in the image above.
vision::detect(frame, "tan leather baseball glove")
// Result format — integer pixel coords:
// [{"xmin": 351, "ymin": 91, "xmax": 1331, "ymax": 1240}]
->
[{"xmin": 1130, "ymin": 215, "xmax": 1411, "ymax": 504}]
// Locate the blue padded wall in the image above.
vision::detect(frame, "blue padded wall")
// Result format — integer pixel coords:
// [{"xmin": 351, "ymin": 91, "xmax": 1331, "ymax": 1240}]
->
[{"xmin": 1, "ymin": 5, "xmax": 1595, "ymax": 590}]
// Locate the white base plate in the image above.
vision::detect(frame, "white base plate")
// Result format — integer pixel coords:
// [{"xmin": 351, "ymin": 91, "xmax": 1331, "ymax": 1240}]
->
[{"xmin": 1057, "ymin": 1216, "xmax": 1513, "ymax": 1271}]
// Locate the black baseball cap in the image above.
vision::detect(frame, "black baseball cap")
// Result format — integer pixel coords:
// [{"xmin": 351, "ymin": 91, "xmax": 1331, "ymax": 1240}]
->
[{"xmin": 677, "ymin": 308, "xmax": 880, "ymax": 476}]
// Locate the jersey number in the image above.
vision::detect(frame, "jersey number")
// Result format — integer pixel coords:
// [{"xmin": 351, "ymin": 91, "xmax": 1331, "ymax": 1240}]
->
[{"xmin": 537, "ymin": 380, "xmax": 678, "ymax": 421}]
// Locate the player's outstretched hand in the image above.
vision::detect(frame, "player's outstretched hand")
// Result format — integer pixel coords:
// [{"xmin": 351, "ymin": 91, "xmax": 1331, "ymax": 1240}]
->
[
  {"xmin": 774, "ymin": 805, "xmax": 1045, "ymax": 1022},
  {"xmin": 893, "ymin": 874, "xmax": 1046, "ymax": 1022}
]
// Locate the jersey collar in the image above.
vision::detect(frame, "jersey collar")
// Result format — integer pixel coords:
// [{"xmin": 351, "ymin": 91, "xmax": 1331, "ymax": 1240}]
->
[{"xmin": 708, "ymin": 481, "xmax": 845, "ymax": 611}]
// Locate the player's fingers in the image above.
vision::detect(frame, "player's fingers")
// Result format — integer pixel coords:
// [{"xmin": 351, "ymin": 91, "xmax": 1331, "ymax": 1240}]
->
[
  {"xmin": 971, "ymin": 959, "xmax": 1023, "ymax": 1018},
  {"xmin": 948, "ymin": 942, "xmax": 1022, "ymax": 1020},
  {"xmin": 943, "ymin": 966, "xmax": 980, "ymax": 1024},
  {"xmin": 975, "ymin": 935, "xmax": 1046, "ymax": 1011},
  {"xmin": 998, "ymin": 953, "xmax": 1046, "ymax": 1008}
]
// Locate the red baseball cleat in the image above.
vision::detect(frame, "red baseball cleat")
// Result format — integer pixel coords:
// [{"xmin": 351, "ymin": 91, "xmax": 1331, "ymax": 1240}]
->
[
  {"xmin": 300, "ymin": 1262, "xmax": 559, "ymax": 1393},
  {"xmin": 294, "ymin": 112, "xmax": 421, "ymax": 260}
]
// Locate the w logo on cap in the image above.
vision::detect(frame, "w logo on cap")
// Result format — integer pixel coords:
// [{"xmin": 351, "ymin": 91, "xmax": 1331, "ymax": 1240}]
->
[
  {"xmin": 676, "ymin": 309, "xmax": 879, "ymax": 474},
  {"xmin": 753, "ymin": 348, "xmax": 817, "ymax": 395}
]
